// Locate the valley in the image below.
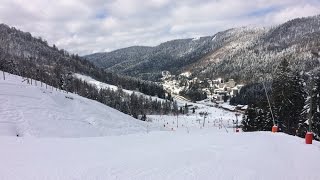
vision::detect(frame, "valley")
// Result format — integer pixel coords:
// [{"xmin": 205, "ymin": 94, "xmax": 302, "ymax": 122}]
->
[
  {"xmin": 0, "ymin": 3, "xmax": 320, "ymax": 179},
  {"xmin": 1, "ymin": 71, "xmax": 319, "ymax": 180}
]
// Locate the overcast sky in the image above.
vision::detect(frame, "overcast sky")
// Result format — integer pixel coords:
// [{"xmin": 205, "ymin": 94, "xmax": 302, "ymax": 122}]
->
[{"xmin": 0, "ymin": 0, "xmax": 319, "ymax": 55}]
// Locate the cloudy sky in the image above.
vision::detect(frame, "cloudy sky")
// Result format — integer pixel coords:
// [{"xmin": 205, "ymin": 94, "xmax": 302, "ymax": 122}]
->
[{"xmin": 0, "ymin": 0, "xmax": 319, "ymax": 55}]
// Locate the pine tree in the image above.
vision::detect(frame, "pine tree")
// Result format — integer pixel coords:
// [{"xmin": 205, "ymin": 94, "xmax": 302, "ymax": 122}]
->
[
  {"xmin": 255, "ymin": 107, "xmax": 274, "ymax": 131},
  {"xmin": 172, "ymin": 100, "xmax": 178, "ymax": 115},
  {"xmin": 291, "ymin": 73, "xmax": 307, "ymax": 134},
  {"xmin": 141, "ymin": 114, "xmax": 147, "ymax": 121},
  {"xmin": 242, "ymin": 104, "xmax": 257, "ymax": 132},
  {"xmin": 272, "ymin": 58, "xmax": 306, "ymax": 135},
  {"xmin": 313, "ymin": 73, "xmax": 320, "ymax": 139},
  {"xmin": 130, "ymin": 92, "xmax": 139, "ymax": 118},
  {"xmin": 302, "ymin": 72, "xmax": 320, "ymax": 140}
]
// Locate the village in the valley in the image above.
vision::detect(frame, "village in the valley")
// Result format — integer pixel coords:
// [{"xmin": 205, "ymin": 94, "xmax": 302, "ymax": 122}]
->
[{"xmin": 161, "ymin": 71, "xmax": 247, "ymax": 112}]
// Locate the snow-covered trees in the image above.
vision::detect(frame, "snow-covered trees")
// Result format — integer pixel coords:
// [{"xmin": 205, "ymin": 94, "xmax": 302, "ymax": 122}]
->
[
  {"xmin": 84, "ymin": 15, "xmax": 320, "ymax": 84},
  {"xmin": 272, "ymin": 59, "xmax": 306, "ymax": 135},
  {"xmin": 65, "ymin": 78, "xmax": 180, "ymax": 119},
  {"xmin": 311, "ymin": 74, "xmax": 320, "ymax": 140},
  {"xmin": 84, "ymin": 36, "xmax": 215, "ymax": 81},
  {"xmin": 230, "ymin": 83, "xmax": 267, "ymax": 106},
  {"xmin": 242, "ymin": 58, "xmax": 306, "ymax": 135},
  {"xmin": 179, "ymin": 81, "xmax": 208, "ymax": 102},
  {"xmin": 0, "ymin": 23, "xmax": 166, "ymax": 99},
  {"xmin": 241, "ymin": 96, "xmax": 274, "ymax": 132},
  {"xmin": 301, "ymin": 71, "xmax": 320, "ymax": 140},
  {"xmin": 242, "ymin": 105, "xmax": 257, "ymax": 132},
  {"xmin": 0, "ymin": 23, "xmax": 173, "ymax": 119}
]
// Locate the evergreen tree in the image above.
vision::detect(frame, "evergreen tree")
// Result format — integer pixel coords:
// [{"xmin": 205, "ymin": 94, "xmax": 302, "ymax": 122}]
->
[
  {"xmin": 272, "ymin": 58, "xmax": 306, "ymax": 135},
  {"xmin": 172, "ymin": 100, "xmax": 178, "ymax": 115},
  {"xmin": 141, "ymin": 114, "xmax": 147, "ymax": 121},
  {"xmin": 312, "ymin": 73, "xmax": 320, "ymax": 140},
  {"xmin": 130, "ymin": 92, "xmax": 139, "ymax": 118},
  {"xmin": 301, "ymin": 72, "xmax": 320, "ymax": 139},
  {"xmin": 242, "ymin": 104, "xmax": 257, "ymax": 132},
  {"xmin": 255, "ymin": 107, "xmax": 274, "ymax": 131}
]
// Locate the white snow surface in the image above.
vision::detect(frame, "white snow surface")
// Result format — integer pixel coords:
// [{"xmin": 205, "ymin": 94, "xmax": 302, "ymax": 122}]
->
[
  {"xmin": 74, "ymin": 73, "xmax": 131, "ymax": 93},
  {"xmin": 0, "ymin": 73, "xmax": 147, "ymax": 137},
  {"xmin": 74, "ymin": 73, "xmax": 164, "ymax": 101},
  {"xmin": 1, "ymin": 131, "xmax": 320, "ymax": 180},
  {"xmin": 1, "ymin": 72, "xmax": 320, "ymax": 180}
]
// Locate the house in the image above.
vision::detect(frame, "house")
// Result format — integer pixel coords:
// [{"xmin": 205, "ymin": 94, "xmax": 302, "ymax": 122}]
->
[
  {"xmin": 231, "ymin": 88, "xmax": 239, "ymax": 96},
  {"xmin": 226, "ymin": 79, "xmax": 236, "ymax": 88}
]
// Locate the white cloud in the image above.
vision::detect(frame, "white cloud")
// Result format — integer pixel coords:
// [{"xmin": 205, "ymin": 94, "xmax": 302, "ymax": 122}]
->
[
  {"xmin": 0, "ymin": 0, "xmax": 319, "ymax": 55},
  {"xmin": 264, "ymin": 3, "xmax": 320, "ymax": 24}
]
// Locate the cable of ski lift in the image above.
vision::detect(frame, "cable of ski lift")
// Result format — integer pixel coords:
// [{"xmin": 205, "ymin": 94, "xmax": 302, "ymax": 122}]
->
[{"xmin": 260, "ymin": 77, "xmax": 278, "ymax": 132}]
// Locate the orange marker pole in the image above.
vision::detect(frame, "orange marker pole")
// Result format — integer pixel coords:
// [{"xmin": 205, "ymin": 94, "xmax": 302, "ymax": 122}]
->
[
  {"xmin": 305, "ymin": 132, "xmax": 313, "ymax": 144},
  {"xmin": 272, "ymin": 125, "xmax": 278, "ymax": 133}
]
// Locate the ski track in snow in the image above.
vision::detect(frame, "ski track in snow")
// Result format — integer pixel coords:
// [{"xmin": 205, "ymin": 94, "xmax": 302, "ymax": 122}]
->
[
  {"xmin": 0, "ymin": 73, "xmax": 149, "ymax": 137},
  {"xmin": 1, "ymin": 72, "xmax": 320, "ymax": 180},
  {"xmin": 0, "ymin": 131, "xmax": 320, "ymax": 180}
]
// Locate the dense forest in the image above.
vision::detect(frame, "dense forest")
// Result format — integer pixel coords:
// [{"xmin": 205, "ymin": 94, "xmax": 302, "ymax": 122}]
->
[{"xmin": 231, "ymin": 58, "xmax": 320, "ymax": 140}]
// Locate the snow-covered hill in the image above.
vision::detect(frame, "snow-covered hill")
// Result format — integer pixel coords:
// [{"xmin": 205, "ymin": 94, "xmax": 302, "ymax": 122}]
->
[
  {"xmin": 1, "ymin": 130, "xmax": 319, "ymax": 180},
  {"xmin": 0, "ymin": 72, "xmax": 148, "ymax": 137},
  {"xmin": 74, "ymin": 73, "xmax": 238, "ymax": 120},
  {"xmin": 74, "ymin": 73, "xmax": 164, "ymax": 102},
  {"xmin": 1, "ymin": 72, "xmax": 320, "ymax": 180}
]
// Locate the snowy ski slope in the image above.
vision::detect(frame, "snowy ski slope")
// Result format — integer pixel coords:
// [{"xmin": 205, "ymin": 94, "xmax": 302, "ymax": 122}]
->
[
  {"xmin": 74, "ymin": 73, "xmax": 165, "ymax": 102},
  {"xmin": 0, "ymin": 131, "xmax": 320, "ymax": 180},
  {"xmin": 0, "ymin": 72, "xmax": 148, "ymax": 137},
  {"xmin": 1, "ymin": 72, "xmax": 320, "ymax": 180}
]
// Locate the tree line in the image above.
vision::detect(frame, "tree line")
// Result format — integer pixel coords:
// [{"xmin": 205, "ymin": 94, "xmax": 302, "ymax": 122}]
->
[
  {"xmin": 63, "ymin": 77, "xmax": 179, "ymax": 119},
  {"xmin": 0, "ymin": 23, "xmax": 166, "ymax": 99},
  {"xmin": 0, "ymin": 24, "xmax": 177, "ymax": 119},
  {"xmin": 233, "ymin": 58, "xmax": 320, "ymax": 140},
  {"xmin": 0, "ymin": 53, "xmax": 180, "ymax": 119}
]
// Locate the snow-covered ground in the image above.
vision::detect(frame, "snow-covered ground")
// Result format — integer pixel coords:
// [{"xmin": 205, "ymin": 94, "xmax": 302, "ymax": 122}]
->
[
  {"xmin": 74, "ymin": 73, "xmax": 165, "ymax": 101},
  {"xmin": 74, "ymin": 73, "xmax": 133, "ymax": 94},
  {"xmin": 147, "ymin": 102, "xmax": 239, "ymax": 132},
  {"xmin": 1, "ymin": 72, "xmax": 320, "ymax": 180},
  {"xmin": 0, "ymin": 73, "xmax": 148, "ymax": 137},
  {"xmin": 0, "ymin": 72, "xmax": 238, "ymax": 137},
  {"xmin": 1, "ymin": 131, "xmax": 320, "ymax": 180}
]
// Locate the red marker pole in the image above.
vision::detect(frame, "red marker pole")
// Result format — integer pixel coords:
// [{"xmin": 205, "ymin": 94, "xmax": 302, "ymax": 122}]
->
[
  {"xmin": 305, "ymin": 132, "xmax": 313, "ymax": 144},
  {"xmin": 272, "ymin": 125, "xmax": 278, "ymax": 133}
]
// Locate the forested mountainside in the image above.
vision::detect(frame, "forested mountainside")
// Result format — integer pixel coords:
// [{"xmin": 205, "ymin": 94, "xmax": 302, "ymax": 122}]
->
[
  {"xmin": 0, "ymin": 23, "xmax": 165, "ymax": 98},
  {"xmin": 195, "ymin": 15, "xmax": 320, "ymax": 83},
  {"xmin": 0, "ymin": 23, "xmax": 181, "ymax": 119},
  {"xmin": 85, "ymin": 15, "xmax": 320, "ymax": 83},
  {"xmin": 84, "ymin": 36, "xmax": 216, "ymax": 81},
  {"xmin": 86, "ymin": 46, "xmax": 153, "ymax": 71}
]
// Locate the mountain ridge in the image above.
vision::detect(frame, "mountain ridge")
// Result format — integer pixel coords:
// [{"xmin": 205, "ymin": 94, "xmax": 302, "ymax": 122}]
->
[{"xmin": 84, "ymin": 14, "xmax": 320, "ymax": 83}]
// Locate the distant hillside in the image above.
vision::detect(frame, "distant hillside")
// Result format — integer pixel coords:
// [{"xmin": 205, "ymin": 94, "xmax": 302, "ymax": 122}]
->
[
  {"xmin": 86, "ymin": 46, "xmax": 153, "ymax": 71},
  {"xmin": 84, "ymin": 15, "xmax": 320, "ymax": 83},
  {"xmin": 0, "ymin": 23, "xmax": 166, "ymax": 98},
  {"xmin": 0, "ymin": 23, "xmax": 174, "ymax": 119},
  {"xmin": 84, "ymin": 36, "xmax": 216, "ymax": 81},
  {"xmin": 195, "ymin": 15, "xmax": 320, "ymax": 83},
  {"xmin": 0, "ymin": 73, "xmax": 148, "ymax": 137}
]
